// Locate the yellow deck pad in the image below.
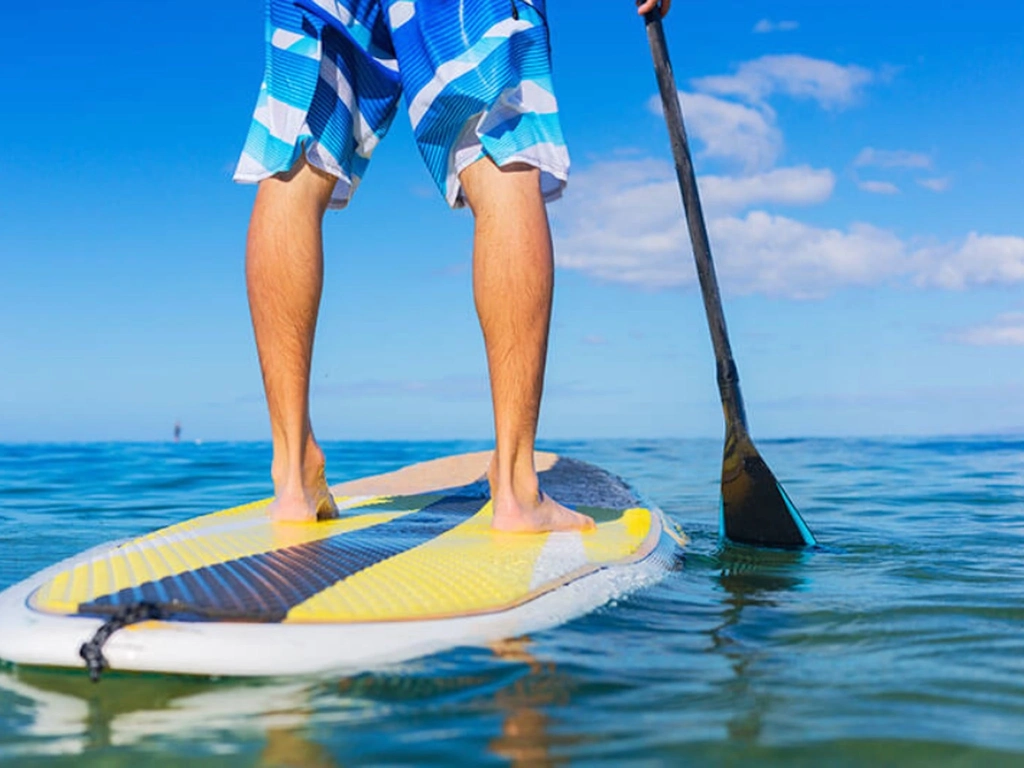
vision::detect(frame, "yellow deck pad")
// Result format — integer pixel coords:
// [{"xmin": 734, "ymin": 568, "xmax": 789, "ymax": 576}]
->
[
  {"xmin": 30, "ymin": 493, "xmax": 444, "ymax": 615},
  {"xmin": 285, "ymin": 505, "xmax": 655, "ymax": 623}
]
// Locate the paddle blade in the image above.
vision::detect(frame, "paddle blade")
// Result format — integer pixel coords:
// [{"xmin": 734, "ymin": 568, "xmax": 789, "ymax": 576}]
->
[{"xmin": 720, "ymin": 431, "xmax": 816, "ymax": 548}]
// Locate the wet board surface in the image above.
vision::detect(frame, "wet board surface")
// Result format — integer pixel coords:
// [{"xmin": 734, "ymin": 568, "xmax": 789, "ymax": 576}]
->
[{"xmin": 0, "ymin": 451, "xmax": 683, "ymax": 677}]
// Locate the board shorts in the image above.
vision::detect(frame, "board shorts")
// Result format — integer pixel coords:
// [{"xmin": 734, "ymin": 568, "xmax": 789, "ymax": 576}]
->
[{"xmin": 233, "ymin": 0, "xmax": 570, "ymax": 209}]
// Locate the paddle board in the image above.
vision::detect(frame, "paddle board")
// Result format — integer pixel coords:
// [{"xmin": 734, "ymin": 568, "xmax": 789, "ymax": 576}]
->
[{"xmin": 0, "ymin": 451, "xmax": 684, "ymax": 678}]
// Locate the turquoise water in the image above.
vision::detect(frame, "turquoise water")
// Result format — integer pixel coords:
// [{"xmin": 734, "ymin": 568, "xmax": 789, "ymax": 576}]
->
[{"xmin": 2, "ymin": 437, "xmax": 1024, "ymax": 765}]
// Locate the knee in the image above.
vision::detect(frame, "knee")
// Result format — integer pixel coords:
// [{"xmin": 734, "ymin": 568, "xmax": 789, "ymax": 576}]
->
[
  {"xmin": 460, "ymin": 158, "xmax": 543, "ymax": 218},
  {"xmin": 256, "ymin": 157, "xmax": 338, "ymax": 219}
]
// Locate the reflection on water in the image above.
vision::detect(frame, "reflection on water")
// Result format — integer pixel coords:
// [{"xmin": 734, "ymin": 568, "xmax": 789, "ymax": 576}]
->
[
  {"xmin": 0, "ymin": 669, "xmax": 313, "ymax": 760},
  {"xmin": 1, "ymin": 636, "xmax": 576, "ymax": 766},
  {"xmin": 488, "ymin": 638, "xmax": 575, "ymax": 767},
  {"xmin": 4, "ymin": 438, "xmax": 1024, "ymax": 762},
  {"xmin": 713, "ymin": 546, "xmax": 809, "ymax": 747}
]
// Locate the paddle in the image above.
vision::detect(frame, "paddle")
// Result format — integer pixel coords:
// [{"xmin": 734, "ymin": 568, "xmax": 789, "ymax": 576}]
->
[{"xmin": 640, "ymin": 7, "xmax": 816, "ymax": 548}]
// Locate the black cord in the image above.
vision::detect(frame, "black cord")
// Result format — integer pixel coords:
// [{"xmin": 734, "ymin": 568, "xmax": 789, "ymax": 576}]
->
[
  {"xmin": 77, "ymin": 598, "xmax": 286, "ymax": 682},
  {"xmin": 79, "ymin": 602, "xmax": 164, "ymax": 682}
]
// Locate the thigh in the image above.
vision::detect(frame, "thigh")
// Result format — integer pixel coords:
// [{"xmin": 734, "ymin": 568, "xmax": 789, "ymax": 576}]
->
[
  {"xmin": 235, "ymin": 0, "xmax": 405, "ymax": 209},
  {"xmin": 388, "ymin": 0, "xmax": 569, "ymax": 209}
]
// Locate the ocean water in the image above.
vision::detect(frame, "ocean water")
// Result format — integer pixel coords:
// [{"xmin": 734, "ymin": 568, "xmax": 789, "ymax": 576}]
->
[{"xmin": 2, "ymin": 437, "xmax": 1024, "ymax": 765}]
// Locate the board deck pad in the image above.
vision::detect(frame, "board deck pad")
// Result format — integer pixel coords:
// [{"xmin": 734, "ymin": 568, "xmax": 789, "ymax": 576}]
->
[
  {"xmin": 29, "ymin": 456, "xmax": 659, "ymax": 625},
  {"xmin": 0, "ymin": 452, "xmax": 680, "ymax": 677}
]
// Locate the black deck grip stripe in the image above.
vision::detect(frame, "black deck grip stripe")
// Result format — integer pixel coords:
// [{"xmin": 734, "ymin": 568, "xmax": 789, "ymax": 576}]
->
[
  {"xmin": 77, "ymin": 490, "xmax": 457, "ymax": 618},
  {"xmin": 78, "ymin": 491, "xmax": 487, "ymax": 622}
]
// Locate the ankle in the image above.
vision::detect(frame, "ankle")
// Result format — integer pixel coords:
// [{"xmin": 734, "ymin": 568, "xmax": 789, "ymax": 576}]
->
[
  {"xmin": 488, "ymin": 453, "xmax": 540, "ymax": 505},
  {"xmin": 271, "ymin": 436, "xmax": 327, "ymax": 494}
]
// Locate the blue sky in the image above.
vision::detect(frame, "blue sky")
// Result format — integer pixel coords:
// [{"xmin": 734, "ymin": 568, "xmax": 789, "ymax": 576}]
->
[{"xmin": 2, "ymin": 0, "xmax": 1022, "ymax": 442}]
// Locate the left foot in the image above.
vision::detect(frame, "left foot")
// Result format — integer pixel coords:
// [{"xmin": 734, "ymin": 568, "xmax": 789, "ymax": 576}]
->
[
  {"xmin": 267, "ymin": 466, "xmax": 339, "ymax": 522},
  {"xmin": 268, "ymin": 441, "xmax": 339, "ymax": 522}
]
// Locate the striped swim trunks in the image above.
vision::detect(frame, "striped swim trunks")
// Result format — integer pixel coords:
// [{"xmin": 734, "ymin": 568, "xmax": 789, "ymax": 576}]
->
[{"xmin": 234, "ymin": 0, "xmax": 570, "ymax": 209}]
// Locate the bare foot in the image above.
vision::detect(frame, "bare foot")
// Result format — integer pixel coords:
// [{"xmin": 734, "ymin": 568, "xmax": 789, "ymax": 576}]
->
[
  {"xmin": 491, "ymin": 490, "xmax": 595, "ymax": 533},
  {"xmin": 269, "ymin": 448, "xmax": 339, "ymax": 523}
]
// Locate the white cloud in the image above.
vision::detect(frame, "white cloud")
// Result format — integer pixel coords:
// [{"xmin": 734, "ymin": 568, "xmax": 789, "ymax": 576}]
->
[
  {"xmin": 552, "ymin": 159, "xmax": 894, "ymax": 298},
  {"xmin": 854, "ymin": 147, "xmax": 932, "ymax": 169},
  {"xmin": 586, "ymin": 55, "xmax": 1017, "ymax": 300},
  {"xmin": 556, "ymin": 159, "xmax": 834, "ymax": 223},
  {"xmin": 753, "ymin": 19, "xmax": 799, "ymax": 34},
  {"xmin": 552, "ymin": 160, "xmax": 689, "ymax": 288},
  {"xmin": 692, "ymin": 55, "xmax": 873, "ymax": 109},
  {"xmin": 708, "ymin": 212, "xmax": 907, "ymax": 298},
  {"xmin": 552, "ymin": 158, "xmax": 1024, "ymax": 299},
  {"xmin": 552, "ymin": 159, "xmax": 837, "ymax": 292},
  {"xmin": 650, "ymin": 91, "xmax": 781, "ymax": 171},
  {"xmin": 954, "ymin": 313, "xmax": 1024, "ymax": 346},
  {"xmin": 914, "ymin": 233, "xmax": 1024, "ymax": 290},
  {"xmin": 858, "ymin": 180, "xmax": 900, "ymax": 195},
  {"xmin": 651, "ymin": 55, "xmax": 875, "ymax": 171},
  {"xmin": 917, "ymin": 177, "xmax": 951, "ymax": 192},
  {"xmin": 699, "ymin": 166, "xmax": 835, "ymax": 213}
]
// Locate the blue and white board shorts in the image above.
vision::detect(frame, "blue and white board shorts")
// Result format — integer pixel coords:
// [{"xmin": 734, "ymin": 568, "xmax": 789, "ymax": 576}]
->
[{"xmin": 234, "ymin": 0, "xmax": 570, "ymax": 209}]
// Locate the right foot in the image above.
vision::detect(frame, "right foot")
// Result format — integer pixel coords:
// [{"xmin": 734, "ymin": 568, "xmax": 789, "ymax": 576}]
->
[
  {"xmin": 488, "ymin": 461, "xmax": 595, "ymax": 533},
  {"xmin": 491, "ymin": 490, "xmax": 595, "ymax": 533}
]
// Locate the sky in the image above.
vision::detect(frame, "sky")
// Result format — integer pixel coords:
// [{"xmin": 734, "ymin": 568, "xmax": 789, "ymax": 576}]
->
[{"xmin": 1, "ymin": 0, "xmax": 1023, "ymax": 443}]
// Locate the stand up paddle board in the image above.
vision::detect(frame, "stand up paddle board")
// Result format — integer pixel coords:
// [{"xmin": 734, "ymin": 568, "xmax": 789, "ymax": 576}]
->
[{"xmin": 0, "ymin": 451, "xmax": 683, "ymax": 678}]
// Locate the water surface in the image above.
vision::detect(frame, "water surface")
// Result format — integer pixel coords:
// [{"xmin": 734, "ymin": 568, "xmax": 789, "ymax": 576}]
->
[{"xmin": 2, "ymin": 437, "xmax": 1024, "ymax": 765}]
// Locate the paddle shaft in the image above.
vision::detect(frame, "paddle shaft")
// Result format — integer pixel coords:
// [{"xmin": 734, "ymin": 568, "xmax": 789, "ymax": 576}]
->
[{"xmin": 642, "ymin": 11, "xmax": 748, "ymax": 435}]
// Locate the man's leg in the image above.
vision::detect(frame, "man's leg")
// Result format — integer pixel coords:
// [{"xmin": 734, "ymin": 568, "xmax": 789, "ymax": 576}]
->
[
  {"xmin": 460, "ymin": 158, "xmax": 594, "ymax": 533},
  {"xmin": 246, "ymin": 158, "xmax": 340, "ymax": 522}
]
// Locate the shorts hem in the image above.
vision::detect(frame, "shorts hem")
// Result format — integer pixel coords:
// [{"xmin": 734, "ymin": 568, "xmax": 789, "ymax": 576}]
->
[
  {"xmin": 233, "ymin": 141, "xmax": 358, "ymax": 210},
  {"xmin": 447, "ymin": 157, "xmax": 569, "ymax": 209}
]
